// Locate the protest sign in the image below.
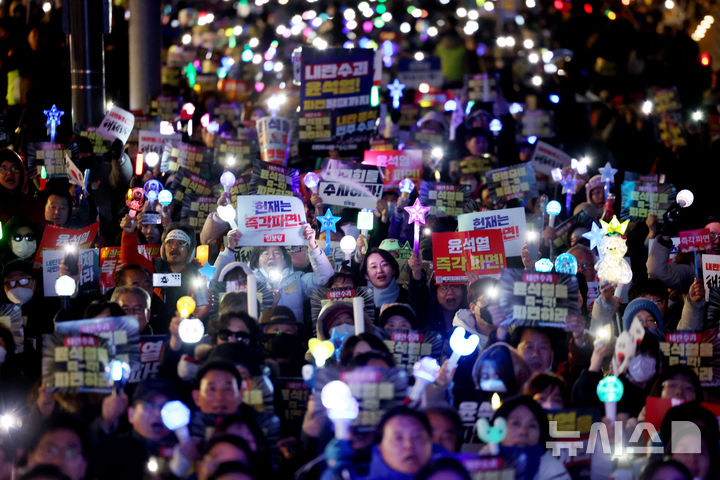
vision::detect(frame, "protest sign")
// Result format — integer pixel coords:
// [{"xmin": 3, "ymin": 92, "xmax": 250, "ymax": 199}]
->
[
  {"xmin": 457, "ymin": 455, "xmax": 513, "ymax": 480},
  {"xmin": 97, "ymin": 105, "xmax": 135, "ymax": 145},
  {"xmin": 99, "ymin": 245, "xmax": 160, "ymax": 292},
  {"xmin": 703, "ymin": 254, "xmax": 720, "ymax": 300},
  {"xmin": 249, "ymin": 160, "xmax": 300, "ymax": 196},
  {"xmin": 0, "ymin": 304, "xmax": 23, "ymax": 353},
  {"xmin": 137, "ymin": 130, "xmax": 181, "ymax": 157},
  {"xmin": 30, "ymin": 142, "xmax": 68, "ymax": 178},
  {"xmin": 318, "ymin": 159, "xmax": 383, "ymax": 210},
  {"xmin": 227, "ymin": 173, "xmax": 251, "ymax": 204},
  {"xmin": 420, "ymin": 183, "xmax": 469, "ymax": 217},
  {"xmin": 128, "ymin": 335, "xmax": 168, "ymax": 383},
  {"xmin": 299, "ymin": 108, "xmax": 379, "ymax": 142},
  {"xmin": 530, "ymin": 141, "xmax": 572, "ymax": 176},
  {"xmin": 363, "ymin": 149, "xmax": 423, "ymax": 189},
  {"xmin": 166, "ymin": 167, "xmax": 212, "ymax": 203},
  {"xmin": 658, "ymin": 111, "xmax": 686, "ymax": 147},
  {"xmin": 79, "ymin": 129, "xmax": 109, "ymax": 155},
  {"xmin": 300, "ymin": 47, "xmax": 375, "ymax": 111},
  {"xmin": 521, "ymin": 110, "xmax": 554, "ymax": 138},
  {"xmin": 484, "ymin": 164, "xmax": 538, "ymax": 203},
  {"xmin": 181, "ymin": 195, "xmax": 216, "ymax": 231},
  {"xmin": 458, "ymin": 207, "xmax": 526, "ymax": 257},
  {"xmin": 433, "ymin": 230, "xmax": 506, "ymax": 283},
  {"xmin": 128, "ymin": 115, "xmax": 160, "ymax": 145},
  {"xmin": 620, "ymin": 176, "xmax": 676, "ymax": 223},
  {"xmin": 276, "ymin": 377, "xmax": 311, "ymax": 436},
  {"xmin": 160, "ymin": 142, "xmax": 207, "ymax": 174},
  {"xmin": 34, "ymin": 222, "xmax": 99, "ymax": 267},
  {"xmin": 236, "ymin": 195, "xmax": 307, "ymax": 246},
  {"xmin": 309, "ymin": 287, "xmax": 375, "ymax": 335},
  {"xmin": 213, "ymin": 137, "xmax": 258, "ymax": 171},
  {"xmin": 653, "ymin": 87, "xmax": 681, "ymax": 114},
  {"xmin": 397, "ymin": 57, "xmax": 443, "ymax": 89},
  {"xmin": 498, "ymin": 269, "xmax": 580, "ymax": 328},
  {"xmin": 43, "ymin": 248, "xmax": 99, "ymax": 296},
  {"xmin": 256, "ymin": 116, "xmax": 290, "ymax": 165},
  {"xmin": 412, "ymin": 130, "xmax": 446, "ymax": 148},
  {"xmin": 399, "ymin": 103, "xmax": 421, "ymax": 128},
  {"xmin": 659, "ymin": 330, "xmax": 720, "ymax": 385},
  {"xmin": 464, "ymin": 73, "xmax": 498, "ymax": 102},
  {"xmin": 314, "ymin": 366, "xmax": 408, "ymax": 431},
  {"xmin": 241, "ymin": 376, "xmax": 275, "ymax": 413},
  {"xmin": 459, "ymin": 155, "xmax": 494, "ymax": 175},
  {"xmin": 46, "ymin": 315, "xmax": 140, "ymax": 393},
  {"xmin": 679, "ymin": 228, "xmax": 712, "ymax": 253},
  {"xmin": 149, "ymin": 96, "xmax": 179, "ymax": 121},
  {"xmin": 381, "ymin": 329, "xmax": 443, "ymax": 375}
]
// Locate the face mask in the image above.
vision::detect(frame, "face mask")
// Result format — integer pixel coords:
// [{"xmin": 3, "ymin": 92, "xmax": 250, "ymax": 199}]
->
[
  {"xmin": 627, "ymin": 355, "xmax": 656, "ymax": 384},
  {"xmin": 329, "ymin": 324, "xmax": 354, "ymax": 338},
  {"xmin": 7, "ymin": 287, "xmax": 33, "ymax": 305},
  {"xmin": 0, "ymin": 346, "xmax": 6, "ymax": 363},
  {"xmin": 263, "ymin": 333, "xmax": 298, "ymax": 357},
  {"xmin": 480, "ymin": 379, "xmax": 507, "ymax": 392},
  {"xmin": 11, "ymin": 239, "xmax": 36, "ymax": 259}
]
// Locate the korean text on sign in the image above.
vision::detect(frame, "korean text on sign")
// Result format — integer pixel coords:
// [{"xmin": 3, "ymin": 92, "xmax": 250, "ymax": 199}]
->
[
  {"xmin": 433, "ymin": 230, "xmax": 506, "ymax": 284},
  {"xmin": 237, "ymin": 195, "xmax": 307, "ymax": 246},
  {"xmin": 660, "ymin": 330, "xmax": 719, "ymax": 385}
]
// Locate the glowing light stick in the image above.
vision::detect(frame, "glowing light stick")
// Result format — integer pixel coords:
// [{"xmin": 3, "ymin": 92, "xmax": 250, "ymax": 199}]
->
[
  {"xmin": 582, "ymin": 222, "xmax": 605, "ymax": 253},
  {"xmin": 318, "ymin": 209, "xmax": 341, "ymax": 257},
  {"xmin": 158, "ymin": 189, "xmax": 173, "ymax": 207},
  {"xmin": 321, "ymin": 380, "xmax": 358, "ymax": 440},
  {"xmin": 546, "ymin": 200, "xmax": 561, "ymax": 228},
  {"xmin": 195, "ymin": 245, "xmax": 209, "ymax": 266},
  {"xmin": 398, "ymin": 178, "xmax": 415, "ymax": 198},
  {"xmin": 339, "ymin": 235, "xmax": 356, "ymax": 262},
  {"xmin": 404, "ymin": 198, "xmax": 431, "ymax": 256},
  {"xmin": 0, "ymin": 413, "xmax": 19, "ymax": 431},
  {"xmin": 106, "ymin": 359, "xmax": 131, "ymax": 394},
  {"xmin": 125, "ymin": 187, "xmax": 145, "ymax": 219},
  {"xmin": 535, "ymin": 258, "xmax": 554, "ymax": 272},
  {"xmin": 554, "ymin": 253, "xmax": 578, "ymax": 275},
  {"xmin": 246, "ymin": 273, "xmax": 258, "ymax": 319},
  {"xmin": 308, "ymin": 338, "xmax": 335, "ymax": 367},
  {"xmin": 596, "ymin": 216, "xmax": 632, "ymax": 285},
  {"xmin": 409, "ymin": 357, "xmax": 440, "ymax": 403},
  {"xmin": 216, "ymin": 204, "xmax": 238, "ymax": 230},
  {"xmin": 676, "ymin": 189, "xmax": 694, "ymax": 208},
  {"xmin": 477, "ymin": 416, "xmax": 506, "ymax": 455},
  {"xmin": 559, "ymin": 173, "xmax": 581, "ymax": 213},
  {"xmin": 177, "ymin": 296, "xmax": 195, "ymax": 319},
  {"xmin": 304, "ymin": 172, "xmax": 320, "ymax": 193},
  {"xmin": 357, "ymin": 209, "xmax": 374, "ymax": 238},
  {"xmin": 594, "ymin": 324, "xmax": 612, "ymax": 348},
  {"xmin": 184, "ymin": 63, "xmax": 197, "ymax": 88},
  {"xmin": 550, "ymin": 168, "xmax": 563, "ymax": 183},
  {"xmin": 177, "ymin": 296, "xmax": 204, "ymax": 343},
  {"xmin": 352, "ymin": 296, "xmax": 364, "ymax": 335},
  {"xmin": 135, "ymin": 153, "xmax": 144, "ymax": 176},
  {"xmin": 491, "ymin": 392, "xmax": 502, "ymax": 410},
  {"xmin": 144, "ymin": 179, "xmax": 163, "ymax": 203},
  {"xmin": 161, "ymin": 400, "xmax": 191, "ymax": 443},
  {"xmin": 43, "ymin": 104, "xmax": 64, "ymax": 143},
  {"xmin": 55, "ymin": 275, "xmax": 76, "ymax": 310},
  {"xmin": 598, "ymin": 161, "xmax": 617, "ymax": 198},
  {"xmin": 596, "ymin": 375, "xmax": 624, "ymax": 422},
  {"xmin": 220, "ymin": 171, "xmax": 236, "ymax": 193},
  {"xmin": 387, "ymin": 79, "xmax": 406, "ymax": 109},
  {"xmin": 447, "ymin": 327, "xmax": 480, "ymax": 370}
]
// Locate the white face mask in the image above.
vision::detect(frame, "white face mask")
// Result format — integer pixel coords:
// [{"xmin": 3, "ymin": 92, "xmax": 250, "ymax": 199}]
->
[
  {"xmin": 480, "ymin": 379, "xmax": 507, "ymax": 392},
  {"xmin": 627, "ymin": 355, "xmax": 656, "ymax": 384},
  {"xmin": 7, "ymin": 287, "xmax": 33, "ymax": 305},
  {"xmin": 11, "ymin": 239, "xmax": 36, "ymax": 259},
  {"xmin": 0, "ymin": 346, "xmax": 6, "ymax": 363}
]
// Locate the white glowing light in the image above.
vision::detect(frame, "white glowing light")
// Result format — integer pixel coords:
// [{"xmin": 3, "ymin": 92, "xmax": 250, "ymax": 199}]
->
[
  {"xmin": 641, "ymin": 100, "xmax": 653, "ymax": 115},
  {"xmin": 178, "ymin": 318, "xmax": 204, "ymax": 343},
  {"xmin": 665, "ymin": 0, "xmax": 674, "ymax": 8},
  {"xmin": 42, "ymin": 2, "xmax": 51, "ymax": 13},
  {"xmin": 523, "ymin": 39, "xmax": 534, "ymax": 49},
  {"xmin": 55, "ymin": 275, "xmax": 76, "ymax": 296},
  {"xmin": 457, "ymin": 7, "xmax": 467, "ymax": 17},
  {"xmin": 414, "ymin": 51, "xmax": 425, "ymax": 62},
  {"xmin": 340, "ymin": 235, "xmax": 356, "ymax": 256},
  {"xmin": 427, "ymin": 26, "xmax": 438, "ymax": 37},
  {"xmin": 431, "ymin": 146, "xmax": 444, "ymax": 160},
  {"xmin": 676, "ymin": 189, "xmax": 694, "ymax": 208},
  {"xmin": 531, "ymin": 75, "xmax": 543, "ymax": 86},
  {"xmin": 468, "ymin": 9, "xmax": 479, "ymax": 20},
  {"xmin": 449, "ymin": 327, "xmax": 480, "ymax": 357},
  {"xmin": 181, "ymin": 34, "xmax": 192, "ymax": 45},
  {"xmin": 692, "ymin": 110, "xmax": 703, "ymax": 121},
  {"xmin": 528, "ymin": 52, "xmax": 539, "ymax": 64},
  {"xmin": 145, "ymin": 152, "xmax": 159, "ymax": 168},
  {"xmin": 161, "ymin": 400, "xmax": 191, "ymax": 430},
  {"xmin": 400, "ymin": 22, "xmax": 411, "ymax": 33},
  {"xmin": 321, "ymin": 380, "xmax": 358, "ymax": 420}
]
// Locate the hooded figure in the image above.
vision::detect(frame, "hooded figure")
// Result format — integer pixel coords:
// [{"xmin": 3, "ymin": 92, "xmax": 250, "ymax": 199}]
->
[{"xmin": 573, "ymin": 174, "xmax": 605, "ymax": 220}]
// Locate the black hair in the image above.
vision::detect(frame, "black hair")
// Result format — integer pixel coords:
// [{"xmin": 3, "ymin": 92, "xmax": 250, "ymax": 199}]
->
[
  {"xmin": 0, "ymin": 148, "xmax": 26, "ymax": 193},
  {"xmin": 208, "ymin": 461, "xmax": 257, "ymax": 480},
  {"xmin": 467, "ymin": 278, "xmax": 499, "ymax": 304},
  {"xmin": 350, "ymin": 350, "xmax": 395, "ymax": 368},
  {"xmin": 417, "ymin": 457, "xmax": 472, "ymax": 480},
  {"xmin": 492, "ymin": 395, "xmax": 550, "ymax": 445},
  {"xmin": 424, "ymin": 405, "xmax": 464, "ymax": 452},
  {"xmin": 629, "ymin": 278, "xmax": 669, "ymax": 303},
  {"xmin": 660, "ymin": 403, "xmax": 720, "ymax": 480},
  {"xmin": 360, "ymin": 248, "xmax": 400, "ymax": 281},
  {"xmin": 113, "ymin": 263, "xmax": 151, "ymax": 287},
  {"xmin": 521, "ymin": 372, "xmax": 570, "ymax": 408},
  {"xmin": 339, "ymin": 333, "xmax": 392, "ymax": 366},
  {"xmin": 649, "ymin": 364, "xmax": 702, "ymax": 401},
  {"xmin": 325, "ymin": 271, "xmax": 360, "ymax": 288},
  {"xmin": 213, "ymin": 414, "xmax": 266, "ymax": 453},
  {"xmin": 376, "ymin": 406, "xmax": 432, "ymax": 443},
  {"xmin": 212, "ymin": 311, "xmax": 259, "ymax": 342},
  {"xmin": 472, "ymin": 343, "xmax": 523, "ymax": 395},
  {"xmin": 639, "ymin": 457, "xmax": 692, "ymax": 480},
  {"xmin": 27, "ymin": 412, "xmax": 89, "ymax": 460},
  {"xmin": 202, "ymin": 434, "xmax": 252, "ymax": 465},
  {"xmin": 19, "ymin": 465, "xmax": 72, "ymax": 480},
  {"xmin": 509, "ymin": 326, "xmax": 563, "ymax": 353},
  {"xmin": 248, "ymin": 245, "xmax": 291, "ymax": 270},
  {"xmin": 83, "ymin": 299, "xmax": 126, "ymax": 318},
  {"xmin": 195, "ymin": 360, "xmax": 244, "ymax": 389}
]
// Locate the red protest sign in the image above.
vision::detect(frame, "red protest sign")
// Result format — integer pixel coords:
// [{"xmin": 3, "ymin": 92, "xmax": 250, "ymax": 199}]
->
[
  {"xmin": 99, "ymin": 245, "xmax": 160, "ymax": 292},
  {"xmin": 432, "ymin": 229, "xmax": 506, "ymax": 283},
  {"xmin": 362, "ymin": 149, "xmax": 423, "ymax": 189},
  {"xmin": 33, "ymin": 222, "xmax": 99, "ymax": 267},
  {"xmin": 679, "ymin": 228, "xmax": 712, "ymax": 253}
]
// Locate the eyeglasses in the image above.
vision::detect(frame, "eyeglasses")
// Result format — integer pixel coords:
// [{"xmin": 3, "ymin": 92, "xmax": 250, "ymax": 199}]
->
[
  {"xmin": 217, "ymin": 329, "xmax": 251, "ymax": 343},
  {"xmin": 0, "ymin": 166, "xmax": 19, "ymax": 175},
  {"xmin": 13, "ymin": 234, "xmax": 35, "ymax": 242},
  {"xmin": 5, "ymin": 277, "xmax": 31, "ymax": 288}
]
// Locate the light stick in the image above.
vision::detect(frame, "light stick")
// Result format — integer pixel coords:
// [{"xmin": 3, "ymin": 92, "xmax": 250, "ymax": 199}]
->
[
  {"xmin": 546, "ymin": 200, "xmax": 561, "ymax": 228},
  {"xmin": 177, "ymin": 296, "xmax": 204, "ymax": 344},
  {"xmin": 340, "ymin": 235, "xmax": 356, "ymax": 262},
  {"xmin": 216, "ymin": 204, "xmax": 238, "ymax": 230},
  {"xmin": 308, "ymin": 338, "xmax": 334, "ymax": 367},
  {"xmin": 535, "ymin": 258, "xmax": 553, "ymax": 272},
  {"xmin": 387, "ymin": 79, "xmax": 406, "ymax": 109},
  {"xmin": 476, "ymin": 416, "xmax": 506, "ymax": 455},
  {"xmin": 106, "ymin": 359, "xmax": 131, "ymax": 395},
  {"xmin": 447, "ymin": 327, "xmax": 480, "ymax": 370},
  {"xmin": 596, "ymin": 375, "xmax": 624, "ymax": 422},
  {"xmin": 594, "ymin": 324, "xmax": 612, "ymax": 348},
  {"xmin": 318, "ymin": 209, "xmax": 341, "ymax": 257},
  {"xmin": 321, "ymin": 380, "xmax": 358, "ymax": 440},
  {"xmin": 357, "ymin": 209, "xmax": 374, "ymax": 239},
  {"xmin": 135, "ymin": 153, "xmax": 144, "ymax": 176},
  {"xmin": 43, "ymin": 104, "xmax": 64, "ymax": 143},
  {"xmin": 158, "ymin": 189, "xmax": 173, "ymax": 209},
  {"xmin": 126, "ymin": 188, "xmax": 145, "ymax": 219},
  {"xmin": 554, "ymin": 253, "xmax": 578, "ymax": 275},
  {"xmin": 247, "ymin": 273, "xmax": 258, "ymax": 319},
  {"xmin": 409, "ymin": 357, "xmax": 440, "ymax": 403},
  {"xmin": 352, "ymin": 297, "xmax": 364, "ymax": 334},
  {"xmin": 304, "ymin": 172, "xmax": 320, "ymax": 193},
  {"xmin": 582, "ymin": 222, "xmax": 605, "ymax": 253},
  {"xmin": 559, "ymin": 173, "xmax": 580, "ymax": 213},
  {"xmin": 598, "ymin": 162, "xmax": 617, "ymax": 198},
  {"xmin": 220, "ymin": 171, "xmax": 236, "ymax": 193},
  {"xmin": 161, "ymin": 400, "xmax": 191, "ymax": 443},
  {"xmin": 398, "ymin": 178, "xmax": 415, "ymax": 198},
  {"xmin": 404, "ymin": 198, "xmax": 430, "ymax": 256}
]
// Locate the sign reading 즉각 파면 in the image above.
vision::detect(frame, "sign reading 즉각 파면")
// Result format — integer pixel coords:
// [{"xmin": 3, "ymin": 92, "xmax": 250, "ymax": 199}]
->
[
  {"xmin": 457, "ymin": 207, "xmax": 526, "ymax": 257},
  {"xmin": 236, "ymin": 195, "xmax": 307, "ymax": 246},
  {"xmin": 678, "ymin": 229, "xmax": 712, "ymax": 253},
  {"xmin": 432, "ymin": 230, "xmax": 506, "ymax": 284},
  {"xmin": 498, "ymin": 269, "xmax": 580, "ymax": 328}
]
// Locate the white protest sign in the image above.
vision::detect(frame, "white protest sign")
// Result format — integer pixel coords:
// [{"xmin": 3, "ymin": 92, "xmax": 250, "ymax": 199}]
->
[
  {"xmin": 43, "ymin": 248, "xmax": 98, "ymax": 296},
  {"xmin": 319, "ymin": 159, "xmax": 383, "ymax": 210},
  {"xmin": 97, "ymin": 106, "xmax": 135, "ymax": 144},
  {"xmin": 457, "ymin": 207, "xmax": 526, "ymax": 257},
  {"xmin": 64, "ymin": 153, "xmax": 85, "ymax": 189},
  {"xmin": 530, "ymin": 141, "xmax": 571, "ymax": 176},
  {"xmin": 702, "ymin": 254, "xmax": 720, "ymax": 301},
  {"xmin": 138, "ymin": 130, "xmax": 181, "ymax": 156},
  {"xmin": 237, "ymin": 195, "xmax": 307, "ymax": 246}
]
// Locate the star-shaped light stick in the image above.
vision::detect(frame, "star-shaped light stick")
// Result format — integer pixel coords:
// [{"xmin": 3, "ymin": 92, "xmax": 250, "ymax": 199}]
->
[
  {"xmin": 582, "ymin": 222, "xmax": 606, "ymax": 253},
  {"xmin": 598, "ymin": 161, "xmax": 618, "ymax": 198},
  {"xmin": 404, "ymin": 198, "xmax": 431, "ymax": 255},
  {"xmin": 318, "ymin": 208, "xmax": 341, "ymax": 257},
  {"xmin": 387, "ymin": 79, "xmax": 406, "ymax": 109},
  {"xmin": 44, "ymin": 104, "xmax": 64, "ymax": 143},
  {"xmin": 559, "ymin": 173, "xmax": 581, "ymax": 213}
]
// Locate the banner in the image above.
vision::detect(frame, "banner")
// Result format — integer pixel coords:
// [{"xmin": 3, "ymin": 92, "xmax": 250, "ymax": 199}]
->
[
  {"xmin": 160, "ymin": 143, "xmax": 207, "ymax": 174},
  {"xmin": 298, "ymin": 108, "xmax": 378, "ymax": 141},
  {"xmin": 318, "ymin": 159, "xmax": 383, "ymax": 210},
  {"xmin": 679, "ymin": 228, "xmax": 712, "ymax": 253},
  {"xmin": 237, "ymin": 195, "xmax": 307, "ymax": 246},
  {"xmin": 99, "ymin": 245, "xmax": 161, "ymax": 292},
  {"xmin": 458, "ymin": 207, "xmax": 526, "ymax": 257},
  {"xmin": 166, "ymin": 167, "xmax": 212, "ymax": 203},
  {"xmin": 620, "ymin": 178, "xmax": 675, "ymax": 223},
  {"xmin": 530, "ymin": 141, "xmax": 572, "ymax": 176},
  {"xmin": 34, "ymin": 222, "xmax": 100, "ymax": 267},
  {"xmin": 43, "ymin": 248, "xmax": 99, "ymax": 296},
  {"xmin": 459, "ymin": 155, "xmax": 494, "ymax": 175},
  {"xmin": 300, "ymin": 48, "xmax": 375, "ymax": 111},
  {"xmin": 433, "ymin": 230, "xmax": 506, "ymax": 283},
  {"xmin": 249, "ymin": 160, "xmax": 300, "ymax": 196},
  {"xmin": 498, "ymin": 269, "xmax": 580, "ymax": 328},
  {"xmin": 420, "ymin": 183, "xmax": 468, "ymax": 217},
  {"xmin": 659, "ymin": 330, "xmax": 720, "ymax": 385},
  {"xmin": 397, "ymin": 57, "xmax": 443, "ymax": 89},
  {"xmin": 362, "ymin": 149, "xmax": 423, "ymax": 189},
  {"xmin": 138, "ymin": 130, "xmax": 181, "ymax": 157},
  {"xmin": 213, "ymin": 137, "xmax": 258, "ymax": 172},
  {"xmin": 97, "ymin": 105, "xmax": 135, "ymax": 145},
  {"xmin": 484, "ymin": 164, "xmax": 538, "ymax": 203},
  {"xmin": 256, "ymin": 116, "xmax": 290, "ymax": 166},
  {"xmin": 703, "ymin": 254, "xmax": 720, "ymax": 301}
]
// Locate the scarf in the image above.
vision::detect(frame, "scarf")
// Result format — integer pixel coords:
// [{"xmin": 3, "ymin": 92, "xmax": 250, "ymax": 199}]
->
[{"xmin": 373, "ymin": 278, "xmax": 400, "ymax": 309}]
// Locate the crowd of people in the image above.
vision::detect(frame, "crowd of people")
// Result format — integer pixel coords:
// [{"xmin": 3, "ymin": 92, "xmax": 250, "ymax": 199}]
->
[{"xmin": 0, "ymin": 0, "xmax": 719, "ymax": 479}]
